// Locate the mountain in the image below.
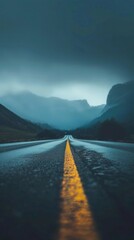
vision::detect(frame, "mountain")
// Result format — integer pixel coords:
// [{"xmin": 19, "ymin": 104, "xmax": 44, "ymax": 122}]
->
[
  {"xmin": 98, "ymin": 81, "xmax": 134, "ymax": 132},
  {"xmin": 0, "ymin": 104, "xmax": 41, "ymax": 142},
  {"xmin": 0, "ymin": 92, "xmax": 104, "ymax": 130},
  {"xmin": 71, "ymin": 81, "xmax": 134, "ymax": 141}
]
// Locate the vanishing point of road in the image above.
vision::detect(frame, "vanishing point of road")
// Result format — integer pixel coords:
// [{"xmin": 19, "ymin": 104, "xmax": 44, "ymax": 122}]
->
[{"xmin": 0, "ymin": 136, "xmax": 134, "ymax": 240}]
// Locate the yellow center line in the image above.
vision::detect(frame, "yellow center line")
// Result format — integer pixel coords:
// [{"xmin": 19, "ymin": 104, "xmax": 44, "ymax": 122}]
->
[{"xmin": 58, "ymin": 140, "xmax": 100, "ymax": 240}]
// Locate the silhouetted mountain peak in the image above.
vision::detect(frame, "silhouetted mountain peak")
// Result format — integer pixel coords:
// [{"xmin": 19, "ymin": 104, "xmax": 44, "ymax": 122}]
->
[
  {"xmin": 107, "ymin": 81, "xmax": 134, "ymax": 106},
  {"xmin": 95, "ymin": 80, "xmax": 134, "ymax": 133}
]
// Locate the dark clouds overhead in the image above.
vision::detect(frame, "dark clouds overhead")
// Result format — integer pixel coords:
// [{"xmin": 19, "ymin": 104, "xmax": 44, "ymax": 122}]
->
[{"xmin": 0, "ymin": 0, "xmax": 134, "ymax": 104}]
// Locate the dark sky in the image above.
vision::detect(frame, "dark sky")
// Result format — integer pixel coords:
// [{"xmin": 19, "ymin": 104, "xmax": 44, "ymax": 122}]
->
[{"xmin": 0, "ymin": 0, "xmax": 134, "ymax": 105}]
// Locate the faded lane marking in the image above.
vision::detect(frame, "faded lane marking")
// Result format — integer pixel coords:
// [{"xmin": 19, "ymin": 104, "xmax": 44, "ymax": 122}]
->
[{"xmin": 58, "ymin": 140, "xmax": 100, "ymax": 240}]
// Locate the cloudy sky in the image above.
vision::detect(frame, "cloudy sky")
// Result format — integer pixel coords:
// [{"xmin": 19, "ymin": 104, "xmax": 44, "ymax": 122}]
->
[{"xmin": 0, "ymin": 0, "xmax": 134, "ymax": 105}]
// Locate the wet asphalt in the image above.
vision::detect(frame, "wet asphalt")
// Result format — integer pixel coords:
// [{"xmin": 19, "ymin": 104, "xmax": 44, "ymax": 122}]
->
[{"xmin": 0, "ymin": 137, "xmax": 134, "ymax": 240}]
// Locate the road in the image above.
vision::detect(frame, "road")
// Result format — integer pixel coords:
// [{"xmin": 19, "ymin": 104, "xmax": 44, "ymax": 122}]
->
[{"xmin": 0, "ymin": 136, "xmax": 134, "ymax": 240}]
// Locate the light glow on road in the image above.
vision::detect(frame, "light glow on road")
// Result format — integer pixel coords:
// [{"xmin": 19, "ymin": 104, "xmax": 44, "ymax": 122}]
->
[{"xmin": 58, "ymin": 140, "xmax": 99, "ymax": 240}]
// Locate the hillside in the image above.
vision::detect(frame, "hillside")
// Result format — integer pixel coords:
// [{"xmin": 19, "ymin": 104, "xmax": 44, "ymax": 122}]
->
[
  {"xmin": 0, "ymin": 104, "xmax": 41, "ymax": 143},
  {"xmin": 98, "ymin": 81, "xmax": 134, "ymax": 133},
  {"xmin": 71, "ymin": 81, "xmax": 134, "ymax": 142}
]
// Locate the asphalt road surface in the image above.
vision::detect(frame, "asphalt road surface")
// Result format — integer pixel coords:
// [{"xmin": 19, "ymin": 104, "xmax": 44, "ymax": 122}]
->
[{"xmin": 0, "ymin": 136, "xmax": 134, "ymax": 240}]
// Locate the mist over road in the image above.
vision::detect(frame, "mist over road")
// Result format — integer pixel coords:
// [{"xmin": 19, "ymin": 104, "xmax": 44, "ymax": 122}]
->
[{"xmin": 0, "ymin": 136, "xmax": 134, "ymax": 240}]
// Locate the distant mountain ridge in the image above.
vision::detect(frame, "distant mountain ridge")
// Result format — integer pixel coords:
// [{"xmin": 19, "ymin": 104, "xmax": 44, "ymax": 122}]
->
[{"xmin": 1, "ymin": 92, "xmax": 104, "ymax": 130}]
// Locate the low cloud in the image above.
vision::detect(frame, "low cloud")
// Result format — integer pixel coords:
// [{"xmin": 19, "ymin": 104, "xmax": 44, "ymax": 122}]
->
[{"xmin": 0, "ymin": 0, "xmax": 134, "ymax": 104}]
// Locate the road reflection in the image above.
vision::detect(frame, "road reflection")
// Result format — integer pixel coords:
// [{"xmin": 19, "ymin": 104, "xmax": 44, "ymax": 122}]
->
[{"xmin": 58, "ymin": 140, "xmax": 100, "ymax": 240}]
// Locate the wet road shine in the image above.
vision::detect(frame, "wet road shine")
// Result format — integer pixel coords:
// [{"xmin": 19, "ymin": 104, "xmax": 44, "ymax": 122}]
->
[
  {"xmin": 58, "ymin": 140, "xmax": 100, "ymax": 240},
  {"xmin": 1, "ymin": 137, "xmax": 134, "ymax": 240}
]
